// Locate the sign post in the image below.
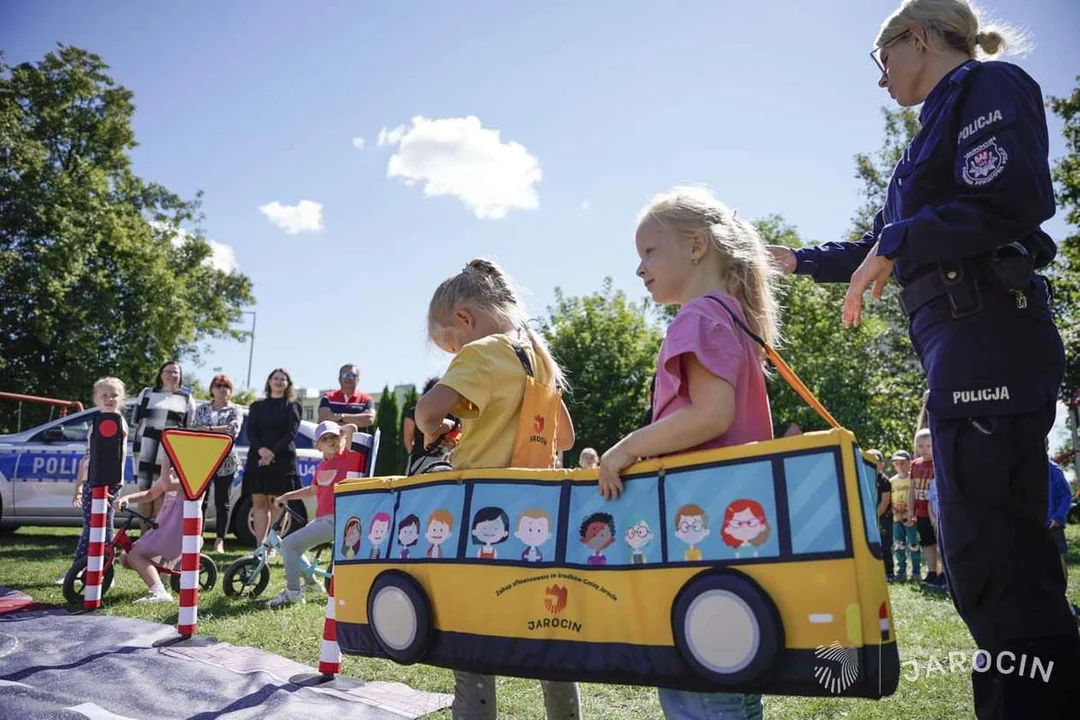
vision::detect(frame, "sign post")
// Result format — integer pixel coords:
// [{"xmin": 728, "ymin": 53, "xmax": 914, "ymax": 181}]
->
[
  {"xmin": 160, "ymin": 429, "xmax": 233, "ymax": 639},
  {"xmin": 84, "ymin": 412, "xmax": 124, "ymax": 610}
]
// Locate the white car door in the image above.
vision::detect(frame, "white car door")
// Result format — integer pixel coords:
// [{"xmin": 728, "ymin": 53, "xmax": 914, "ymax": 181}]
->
[{"xmin": 13, "ymin": 412, "xmax": 94, "ymax": 518}]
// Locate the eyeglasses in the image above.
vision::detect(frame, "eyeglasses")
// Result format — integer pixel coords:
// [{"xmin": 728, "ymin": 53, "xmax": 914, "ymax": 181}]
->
[
  {"xmin": 870, "ymin": 30, "xmax": 910, "ymax": 77},
  {"xmin": 627, "ymin": 525, "xmax": 651, "ymax": 538},
  {"xmin": 678, "ymin": 520, "xmax": 705, "ymax": 534},
  {"xmin": 340, "ymin": 372, "xmax": 358, "ymax": 380}
]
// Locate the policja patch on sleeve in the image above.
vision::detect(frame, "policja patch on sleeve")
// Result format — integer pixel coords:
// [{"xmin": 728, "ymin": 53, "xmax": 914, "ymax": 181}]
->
[{"xmin": 961, "ymin": 136, "xmax": 1008, "ymax": 187}]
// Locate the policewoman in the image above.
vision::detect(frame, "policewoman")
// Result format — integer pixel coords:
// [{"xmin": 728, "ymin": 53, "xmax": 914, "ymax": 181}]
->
[{"xmin": 769, "ymin": 1, "xmax": 1078, "ymax": 717}]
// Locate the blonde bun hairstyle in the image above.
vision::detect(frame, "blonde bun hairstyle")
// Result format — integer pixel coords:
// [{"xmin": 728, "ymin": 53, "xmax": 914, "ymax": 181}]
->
[{"xmin": 876, "ymin": 0, "xmax": 1030, "ymax": 59}]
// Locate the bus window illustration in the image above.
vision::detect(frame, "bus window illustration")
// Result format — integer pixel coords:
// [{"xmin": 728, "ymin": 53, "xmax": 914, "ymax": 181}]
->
[
  {"xmin": 398, "ymin": 514, "xmax": 420, "ymax": 560},
  {"xmin": 472, "ymin": 506, "xmax": 509, "ymax": 560},
  {"xmin": 425, "ymin": 509, "xmax": 454, "ymax": 559},
  {"xmin": 341, "ymin": 516, "xmax": 362, "ymax": 559},
  {"xmin": 368, "ymin": 512, "xmax": 391, "ymax": 560},
  {"xmin": 625, "ymin": 519, "xmax": 653, "ymax": 564},
  {"xmin": 515, "ymin": 508, "xmax": 553, "ymax": 562},
  {"xmin": 675, "ymin": 504, "xmax": 708, "ymax": 561},
  {"xmin": 720, "ymin": 499, "xmax": 771, "ymax": 558},
  {"xmin": 579, "ymin": 512, "xmax": 615, "ymax": 566}
]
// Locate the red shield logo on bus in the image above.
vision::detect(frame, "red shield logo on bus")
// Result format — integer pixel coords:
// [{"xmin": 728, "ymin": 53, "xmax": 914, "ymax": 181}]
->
[
  {"xmin": 534, "ymin": 414, "xmax": 545, "ymax": 434},
  {"xmin": 543, "ymin": 584, "xmax": 567, "ymax": 615}
]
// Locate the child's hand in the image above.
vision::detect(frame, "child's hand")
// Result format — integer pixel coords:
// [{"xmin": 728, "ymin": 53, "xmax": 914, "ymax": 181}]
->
[
  {"xmin": 71, "ymin": 493, "xmax": 82, "ymax": 508},
  {"xmin": 113, "ymin": 497, "xmax": 129, "ymax": 512},
  {"xmin": 598, "ymin": 444, "xmax": 634, "ymax": 500},
  {"xmin": 423, "ymin": 418, "xmax": 457, "ymax": 450},
  {"xmin": 274, "ymin": 496, "xmax": 288, "ymax": 508}
]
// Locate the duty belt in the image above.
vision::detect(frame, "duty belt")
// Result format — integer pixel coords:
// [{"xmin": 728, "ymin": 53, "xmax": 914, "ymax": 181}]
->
[
  {"xmin": 899, "ymin": 261, "xmax": 1037, "ymax": 319},
  {"xmin": 898, "ymin": 263, "xmax": 984, "ymax": 319}
]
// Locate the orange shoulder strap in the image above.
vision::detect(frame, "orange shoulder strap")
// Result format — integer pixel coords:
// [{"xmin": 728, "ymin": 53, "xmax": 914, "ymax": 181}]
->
[{"xmin": 705, "ymin": 295, "xmax": 841, "ymax": 430}]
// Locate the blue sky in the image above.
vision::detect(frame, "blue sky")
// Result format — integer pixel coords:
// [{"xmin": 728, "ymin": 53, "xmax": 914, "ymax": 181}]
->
[{"xmin": 5, "ymin": 0, "xmax": 1080, "ymax": 447}]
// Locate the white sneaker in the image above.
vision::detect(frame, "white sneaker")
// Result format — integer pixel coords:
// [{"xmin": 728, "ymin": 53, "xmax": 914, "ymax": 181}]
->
[
  {"xmin": 304, "ymin": 577, "xmax": 327, "ymax": 595},
  {"xmin": 267, "ymin": 588, "xmax": 304, "ymax": 609},
  {"xmin": 133, "ymin": 589, "xmax": 173, "ymax": 604}
]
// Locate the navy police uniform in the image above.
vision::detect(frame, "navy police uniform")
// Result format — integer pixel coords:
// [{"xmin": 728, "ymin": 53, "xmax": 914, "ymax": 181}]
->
[{"xmin": 795, "ymin": 60, "xmax": 1079, "ymax": 719}]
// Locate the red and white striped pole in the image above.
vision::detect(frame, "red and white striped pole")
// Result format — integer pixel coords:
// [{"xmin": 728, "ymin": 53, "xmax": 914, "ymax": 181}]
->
[
  {"xmin": 177, "ymin": 499, "xmax": 203, "ymax": 637},
  {"xmin": 318, "ymin": 576, "xmax": 342, "ymax": 677},
  {"xmin": 83, "ymin": 485, "xmax": 110, "ymax": 610}
]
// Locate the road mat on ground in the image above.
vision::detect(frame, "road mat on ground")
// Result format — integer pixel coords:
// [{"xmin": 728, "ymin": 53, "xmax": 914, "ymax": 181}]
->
[{"xmin": 0, "ymin": 602, "xmax": 451, "ymax": 719}]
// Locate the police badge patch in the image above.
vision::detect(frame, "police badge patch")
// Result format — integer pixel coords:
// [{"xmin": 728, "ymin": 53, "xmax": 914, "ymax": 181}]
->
[{"xmin": 961, "ymin": 136, "xmax": 1008, "ymax": 187}]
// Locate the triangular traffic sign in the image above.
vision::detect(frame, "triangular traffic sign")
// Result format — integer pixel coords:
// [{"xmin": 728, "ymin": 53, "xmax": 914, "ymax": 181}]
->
[{"xmin": 161, "ymin": 429, "xmax": 234, "ymax": 500}]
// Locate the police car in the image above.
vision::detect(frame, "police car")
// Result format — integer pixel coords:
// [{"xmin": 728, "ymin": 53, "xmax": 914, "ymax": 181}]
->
[{"xmin": 0, "ymin": 401, "xmax": 379, "ymax": 545}]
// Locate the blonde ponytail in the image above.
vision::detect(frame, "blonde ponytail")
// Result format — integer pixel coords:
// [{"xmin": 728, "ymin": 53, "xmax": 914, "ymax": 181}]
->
[
  {"xmin": 428, "ymin": 258, "xmax": 567, "ymax": 389},
  {"xmin": 640, "ymin": 186, "xmax": 781, "ymax": 357},
  {"xmin": 876, "ymin": 1, "xmax": 1031, "ymax": 59}
]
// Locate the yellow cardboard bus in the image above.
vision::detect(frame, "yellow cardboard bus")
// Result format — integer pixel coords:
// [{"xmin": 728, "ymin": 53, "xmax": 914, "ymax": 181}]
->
[{"xmin": 332, "ymin": 427, "xmax": 899, "ymax": 698}]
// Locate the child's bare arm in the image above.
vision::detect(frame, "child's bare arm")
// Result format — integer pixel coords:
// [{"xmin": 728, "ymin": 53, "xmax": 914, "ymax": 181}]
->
[
  {"xmin": 599, "ymin": 356, "xmax": 734, "ymax": 499},
  {"xmin": 556, "ymin": 399, "xmax": 575, "ymax": 451},
  {"xmin": 416, "ymin": 385, "xmax": 461, "ymax": 437},
  {"xmin": 274, "ymin": 485, "xmax": 316, "ymax": 506}
]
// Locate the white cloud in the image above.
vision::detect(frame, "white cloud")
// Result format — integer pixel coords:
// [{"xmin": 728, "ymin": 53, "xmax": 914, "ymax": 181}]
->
[
  {"xmin": 352, "ymin": 137, "xmax": 365, "ymax": 151},
  {"xmin": 377, "ymin": 125, "xmax": 405, "ymax": 147},
  {"xmin": 258, "ymin": 200, "xmax": 324, "ymax": 234},
  {"xmin": 380, "ymin": 116, "xmax": 541, "ymax": 219},
  {"xmin": 153, "ymin": 221, "xmax": 239, "ymax": 273},
  {"xmin": 580, "ymin": 200, "xmax": 591, "ymax": 211}
]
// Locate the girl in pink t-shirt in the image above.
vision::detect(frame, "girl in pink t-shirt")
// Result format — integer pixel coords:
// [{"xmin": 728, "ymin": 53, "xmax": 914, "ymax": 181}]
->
[{"xmin": 598, "ymin": 186, "xmax": 781, "ymax": 720}]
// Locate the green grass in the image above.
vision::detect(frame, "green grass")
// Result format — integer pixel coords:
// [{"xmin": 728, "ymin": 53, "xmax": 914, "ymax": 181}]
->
[{"xmin": 2, "ymin": 526, "xmax": 1078, "ymax": 719}]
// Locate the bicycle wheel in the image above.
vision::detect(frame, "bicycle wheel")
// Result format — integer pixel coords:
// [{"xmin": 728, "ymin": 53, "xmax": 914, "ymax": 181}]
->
[
  {"xmin": 223, "ymin": 556, "xmax": 270, "ymax": 598},
  {"xmin": 169, "ymin": 555, "xmax": 220, "ymax": 594},
  {"xmin": 62, "ymin": 556, "xmax": 115, "ymax": 605}
]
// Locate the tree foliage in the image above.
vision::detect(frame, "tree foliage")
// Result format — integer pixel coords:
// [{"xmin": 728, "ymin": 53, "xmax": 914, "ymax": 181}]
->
[
  {"xmin": 372, "ymin": 385, "xmax": 401, "ymax": 476},
  {"xmin": 542, "ymin": 279, "xmax": 662, "ymax": 466},
  {"xmin": 1048, "ymin": 78, "xmax": 1080, "ymax": 401},
  {"xmin": 400, "ymin": 384, "xmax": 420, "ymax": 469},
  {"xmin": 0, "ymin": 46, "xmax": 254, "ymax": 427}
]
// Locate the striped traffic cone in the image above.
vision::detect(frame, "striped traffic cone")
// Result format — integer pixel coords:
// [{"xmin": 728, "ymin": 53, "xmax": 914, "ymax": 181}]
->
[
  {"xmin": 177, "ymin": 499, "xmax": 202, "ymax": 637},
  {"xmin": 318, "ymin": 575, "xmax": 342, "ymax": 677},
  {"xmin": 83, "ymin": 485, "xmax": 109, "ymax": 610}
]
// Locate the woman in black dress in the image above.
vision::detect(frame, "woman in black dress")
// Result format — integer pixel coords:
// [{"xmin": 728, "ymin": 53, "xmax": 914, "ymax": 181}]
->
[{"xmin": 243, "ymin": 368, "xmax": 301, "ymax": 549}]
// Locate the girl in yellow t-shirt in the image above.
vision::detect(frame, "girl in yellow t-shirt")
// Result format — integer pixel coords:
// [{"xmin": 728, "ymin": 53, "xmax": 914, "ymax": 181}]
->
[{"xmin": 415, "ymin": 257, "xmax": 578, "ymax": 720}]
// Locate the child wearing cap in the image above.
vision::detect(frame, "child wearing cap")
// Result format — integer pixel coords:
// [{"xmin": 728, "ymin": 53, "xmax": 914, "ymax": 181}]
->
[
  {"xmin": 267, "ymin": 421, "xmax": 363, "ymax": 608},
  {"xmin": 889, "ymin": 449, "xmax": 920, "ymax": 582}
]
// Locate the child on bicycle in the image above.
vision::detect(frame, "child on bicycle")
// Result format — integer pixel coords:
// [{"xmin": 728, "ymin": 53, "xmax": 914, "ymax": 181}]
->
[
  {"xmin": 267, "ymin": 421, "xmax": 363, "ymax": 608},
  {"xmin": 112, "ymin": 454, "xmax": 185, "ymax": 603},
  {"xmin": 59, "ymin": 377, "xmax": 128, "ymax": 585}
]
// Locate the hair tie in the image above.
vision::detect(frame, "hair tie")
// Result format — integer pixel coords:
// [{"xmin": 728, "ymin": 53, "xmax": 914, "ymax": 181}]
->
[{"xmin": 975, "ymin": 31, "xmax": 986, "ymax": 44}]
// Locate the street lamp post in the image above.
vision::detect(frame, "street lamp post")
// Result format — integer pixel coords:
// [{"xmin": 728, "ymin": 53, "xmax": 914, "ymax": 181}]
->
[{"xmin": 243, "ymin": 311, "xmax": 257, "ymax": 389}]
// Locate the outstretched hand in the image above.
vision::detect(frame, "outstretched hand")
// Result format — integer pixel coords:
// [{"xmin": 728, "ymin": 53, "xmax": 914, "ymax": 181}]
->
[
  {"xmin": 843, "ymin": 245, "xmax": 894, "ymax": 328},
  {"xmin": 766, "ymin": 245, "xmax": 797, "ymax": 275}
]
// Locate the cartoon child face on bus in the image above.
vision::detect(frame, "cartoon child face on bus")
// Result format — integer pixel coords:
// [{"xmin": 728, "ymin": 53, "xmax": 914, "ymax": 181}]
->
[
  {"xmin": 515, "ymin": 509, "xmax": 553, "ymax": 563},
  {"xmin": 472, "ymin": 506, "xmax": 510, "ymax": 560},
  {"xmin": 425, "ymin": 509, "xmax": 454, "ymax": 559},
  {"xmin": 368, "ymin": 512, "xmax": 391, "ymax": 560},
  {"xmin": 625, "ymin": 519, "xmax": 653, "ymax": 564},
  {"xmin": 398, "ymin": 513, "xmax": 420, "ymax": 560},
  {"xmin": 675, "ymin": 503, "xmax": 709, "ymax": 561},
  {"xmin": 721, "ymin": 499, "xmax": 771, "ymax": 558},
  {"xmin": 341, "ymin": 516, "xmax": 362, "ymax": 559},
  {"xmin": 579, "ymin": 512, "xmax": 615, "ymax": 566}
]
